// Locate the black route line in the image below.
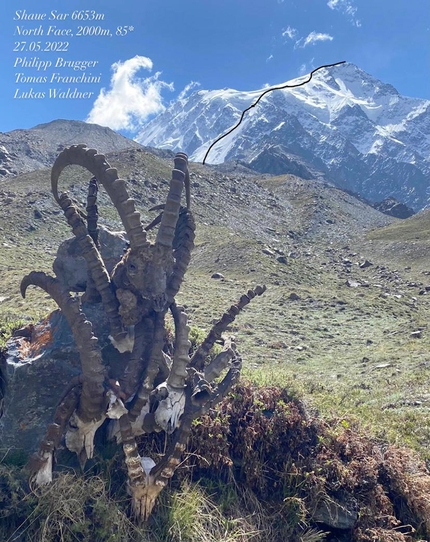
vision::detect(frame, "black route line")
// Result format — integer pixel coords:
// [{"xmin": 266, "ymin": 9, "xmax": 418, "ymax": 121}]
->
[{"xmin": 202, "ymin": 60, "xmax": 346, "ymax": 165}]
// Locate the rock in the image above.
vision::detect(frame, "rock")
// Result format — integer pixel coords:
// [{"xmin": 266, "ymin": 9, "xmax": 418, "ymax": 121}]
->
[
  {"xmin": 313, "ymin": 491, "xmax": 358, "ymax": 529},
  {"xmin": 53, "ymin": 226, "xmax": 128, "ymax": 292},
  {"xmin": 410, "ymin": 331, "xmax": 422, "ymax": 339},
  {"xmin": 346, "ymin": 279, "xmax": 360, "ymax": 288},
  {"xmin": 276, "ymin": 256, "xmax": 288, "ymax": 265},
  {"xmin": 33, "ymin": 209, "xmax": 43, "ymax": 219},
  {"xmin": 211, "ymin": 272, "xmax": 224, "ymax": 279},
  {"xmin": 289, "ymin": 292, "xmax": 301, "ymax": 301},
  {"xmin": 359, "ymin": 260, "xmax": 373, "ymax": 269},
  {"xmin": 262, "ymin": 248, "xmax": 275, "ymax": 256},
  {"xmin": 12, "ymin": 324, "xmax": 34, "ymax": 338},
  {"xmin": 374, "ymin": 196, "xmax": 414, "ymax": 219},
  {"xmin": 0, "ymin": 304, "xmax": 125, "ymax": 457}
]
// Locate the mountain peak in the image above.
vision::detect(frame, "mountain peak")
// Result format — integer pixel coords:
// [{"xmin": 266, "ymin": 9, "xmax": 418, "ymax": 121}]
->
[{"xmin": 139, "ymin": 64, "xmax": 429, "ymax": 210}]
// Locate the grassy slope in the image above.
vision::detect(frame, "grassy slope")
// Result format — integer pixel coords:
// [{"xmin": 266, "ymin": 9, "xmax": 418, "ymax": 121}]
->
[{"xmin": 0, "ymin": 149, "xmax": 429, "ymax": 463}]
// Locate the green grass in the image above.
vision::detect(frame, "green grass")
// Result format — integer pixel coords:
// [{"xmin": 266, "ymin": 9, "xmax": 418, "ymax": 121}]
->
[
  {"xmin": 2, "ymin": 152, "xmax": 429, "ymax": 458},
  {"xmin": 1, "ymin": 148, "xmax": 430, "ymax": 540},
  {"xmin": 368, "ymin": 209, "xmax": 430, "ymax": 242}
]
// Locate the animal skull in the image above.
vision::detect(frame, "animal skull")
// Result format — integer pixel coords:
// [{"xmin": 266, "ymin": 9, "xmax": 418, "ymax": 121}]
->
[{"xmin": 153, "ymin": 382, "xmax": 186, "ymax": 434}]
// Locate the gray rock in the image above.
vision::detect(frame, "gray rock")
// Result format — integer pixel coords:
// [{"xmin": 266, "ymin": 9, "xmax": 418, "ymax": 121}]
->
[
  {"xmin": 346, "ymin": 279, "xmax": 360, "ymax": 288},
  {"xmin": 0, "ymin": 303, "xmax": 125, "ymax": 457},
  {"xmin": 262, "ymin": 248, "xmax": 275, "ymax": 256},
  {"xmin": 313, "ymin": 492, "xmax": 358, "ymax": 529},
  {"xmin": 211, "ymin": 272, "xmax": 225, "ymax": 279},
  {"xmin": 277, "ymin": 256, "xmax": 288, "ymax": 265},
  {"xmin": 53, "ymin": 226, "xmax": 128, "ymax": 292}
]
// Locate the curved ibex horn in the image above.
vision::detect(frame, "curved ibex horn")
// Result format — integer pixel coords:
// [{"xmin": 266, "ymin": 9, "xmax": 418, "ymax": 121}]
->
[
  {"xmin": 155, "ymin": 153, "xmax": 188, "ymax": 249},
  {"xmin": 51, "ymin": 145, "xmax": 147, "ymax": 250},
  {"xmin": 167, "ymin": 303, "xmax": 190, "ymax": 389},
  {"xmin": 166, "ymin": 207, "xmax": 195, "ymax": 302},
  {"xmin": 58, "ymin": 194, "xmax": 125, "ymax": 342},
  {"xmin": 21, "ymin": 271, "xmax": 106, "ymax": 422}
]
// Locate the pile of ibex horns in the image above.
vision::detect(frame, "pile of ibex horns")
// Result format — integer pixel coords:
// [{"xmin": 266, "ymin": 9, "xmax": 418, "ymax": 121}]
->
[{"xmin": 22, "ymin": 145, "xmax": 265, "ymax": 521}]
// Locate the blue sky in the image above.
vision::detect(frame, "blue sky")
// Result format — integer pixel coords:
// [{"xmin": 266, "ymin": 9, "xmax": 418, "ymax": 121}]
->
[{"xmin": 1, "ymin": 0, "xmax": 429, "ymax": 133}]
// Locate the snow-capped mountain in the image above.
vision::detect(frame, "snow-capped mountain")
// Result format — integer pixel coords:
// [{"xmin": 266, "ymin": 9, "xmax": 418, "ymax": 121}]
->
[{"xmin": 138, "ymin": 63, "xmax": 430, "ymax": 210}]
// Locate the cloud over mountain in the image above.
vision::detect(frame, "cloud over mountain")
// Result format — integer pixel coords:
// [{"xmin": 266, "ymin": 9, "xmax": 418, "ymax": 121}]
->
[{"xmin": 86, "ymin": 56, "xmax": 173, "ymax": 131}]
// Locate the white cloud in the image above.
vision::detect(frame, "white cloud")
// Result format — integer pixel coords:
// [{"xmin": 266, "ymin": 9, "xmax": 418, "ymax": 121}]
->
[
  {"xmin": 299, "ymin": 63, "xmax": 308, "ymax": 75},
  {"xmin": 266, "ymin": 54, "xmax": 274, "ymax": 62},
  {"xmin": 327, "ymin": 0, "xmax": 361, "ymax": 26},
  {"xmin": 177, "ymin": 81, "xmax": 200, "ymax": 101},
  {"xmin": 86, "ymin": 56, "xmax": 173, "ymax": 131},
  {"xmin": 298, "ymin": 58, "xmax": 315, "ymax": 75},
  {"xmin": 282, "ymin": 26, "xmax": 298, "ymax": 40},
  {"xmin": 297, "ymin": 31, "xmax": 334, "ymax": 48}
]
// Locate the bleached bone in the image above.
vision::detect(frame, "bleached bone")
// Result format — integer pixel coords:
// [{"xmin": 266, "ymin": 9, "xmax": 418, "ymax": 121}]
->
[
  {"xmin": 65, "ymin": 411, "xmax": 106, "ymax": 459},
  {"xmin": 34, "ymin": 451, "xmax": 53, "ymax": 485},
  {"xmin": 109, "ymin": 328, "xmax": 135, "ymax": 353},
  {"xmin": 106, "ymin": 390, "xmax": 128, "ymax": 419},
  {"xmin": 153, "ymin": 383, "xmax": 187, "ymax": 434},
  {"xmin": 108, "ymin": 400, "xmax": 150, "ymax": 443}
]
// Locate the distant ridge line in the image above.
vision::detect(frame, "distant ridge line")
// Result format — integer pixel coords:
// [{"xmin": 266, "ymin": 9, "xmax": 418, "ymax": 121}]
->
[{"xmin": 202, "ymin": 60, "xmax": 346, "ymax": 165}]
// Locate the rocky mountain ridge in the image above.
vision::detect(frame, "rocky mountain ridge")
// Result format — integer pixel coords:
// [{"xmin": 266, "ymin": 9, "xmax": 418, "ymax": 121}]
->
[
  {"xmin": 0, "ymin": 119, "xmax": 143, "ymax": 176},
  {"xmin": 138, "ymin": 62, "xmax": 430, "ymax": 210}
]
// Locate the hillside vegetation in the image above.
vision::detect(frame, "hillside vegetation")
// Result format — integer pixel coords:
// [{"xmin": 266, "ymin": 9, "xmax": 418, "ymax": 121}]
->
[{"xmin": 1, "ymin": 146, "xmax": 429, "ymax": 541}]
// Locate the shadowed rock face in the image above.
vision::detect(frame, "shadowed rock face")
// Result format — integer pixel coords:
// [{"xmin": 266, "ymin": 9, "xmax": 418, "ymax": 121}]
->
[
  {"xmin": 373, "ymin": 197, "xmax": 415, "ymax": 219},
  {"xmin": 0, "ymin": 303, "xmax": 124, "ymax": 456}
]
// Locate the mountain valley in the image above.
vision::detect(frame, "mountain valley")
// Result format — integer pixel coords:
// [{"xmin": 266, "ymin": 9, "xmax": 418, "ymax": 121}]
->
[{"xmin": 0, "ymin": 139, "xmax": 429, "ymax": 459}]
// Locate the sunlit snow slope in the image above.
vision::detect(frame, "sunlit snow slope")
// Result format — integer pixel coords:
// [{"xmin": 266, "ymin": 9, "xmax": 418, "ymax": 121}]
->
[{"xmin": 139, "ymin": 63, "xmax": 430, "ymax": 209}]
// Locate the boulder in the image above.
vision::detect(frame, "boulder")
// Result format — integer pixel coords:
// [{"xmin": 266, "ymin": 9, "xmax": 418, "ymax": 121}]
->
[
  {"xmin": 313, "ymin": 491, "xmax": 358, "ymax": 530},
  {"xmin": 0, "ymin": 227, "xmax": 128, "ymax": 458},
  {"xmin": 53, "ymin": 227, "xmax": 128, "ymax": 292},
  {"xmin": 0, "ymin": 303, "xmax": 129, "ymax": 458}
]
